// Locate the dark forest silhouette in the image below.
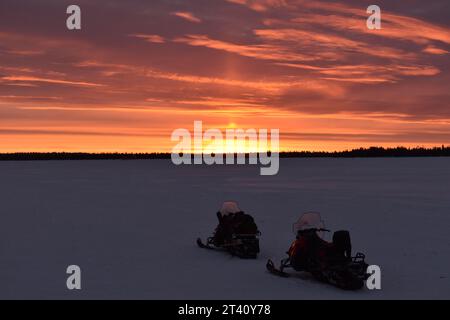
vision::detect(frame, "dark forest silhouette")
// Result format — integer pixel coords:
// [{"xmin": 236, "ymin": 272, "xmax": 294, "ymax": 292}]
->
[{"xmin": 0, "ymin": 146, "xmax": 449, "ymax": 161}]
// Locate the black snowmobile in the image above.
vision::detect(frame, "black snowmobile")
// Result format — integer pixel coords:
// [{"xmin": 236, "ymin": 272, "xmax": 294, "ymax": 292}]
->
[
  {"xmin": 197, "ymin": 201, "xmax": 260, "ymax": 259},
  {"xmin": 267, "ymin": 212, "xmax": 369, "ymax": 290}
]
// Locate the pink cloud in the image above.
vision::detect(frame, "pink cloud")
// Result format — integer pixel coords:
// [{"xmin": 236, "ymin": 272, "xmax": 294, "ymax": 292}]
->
[
  {"xmin": 129, "ymin": 34, "xmax": 165, "ymax": 43},
  {"xmin": 2, "ymin": 76, "xmax": 104, "ymax": 87},
  {"xmin": 423, "ymin": 45, "xmax": 449, "ymax": 55},
  {"xmin": 171, "ymin": 11, "xmax": 202, "ymax": 23},
  {"xmin": 174, "ymin": 34, "xmax": 320, "ymax": 62}
]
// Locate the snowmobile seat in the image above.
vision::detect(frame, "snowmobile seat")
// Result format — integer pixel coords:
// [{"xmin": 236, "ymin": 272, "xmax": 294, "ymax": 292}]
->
[
  {"xmin": 231, "ymin": 212, "xmax": 259, "ymax": 235},
  {"xmin": 332, "ymin": 230, "xmax": 352, "ymax": 262},
  {"xmin": 212, "ymin": 211, "xmax": 259, "ymax": 247}
]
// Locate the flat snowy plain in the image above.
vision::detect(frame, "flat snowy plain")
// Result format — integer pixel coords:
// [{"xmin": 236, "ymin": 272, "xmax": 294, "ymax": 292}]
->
[{"xmin": 0, "ymin": 158, "xmax": 449, "ymax": 299}]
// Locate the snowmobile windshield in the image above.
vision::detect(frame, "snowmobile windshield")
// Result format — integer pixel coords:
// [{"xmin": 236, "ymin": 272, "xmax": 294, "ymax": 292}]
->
[
  {"xmin": 219, "ymin": 201, "xmax": 242, "ymax": 216},
  {"xmin": 293, "ymin": 212, "xmax": 325, "ymax": 238}
]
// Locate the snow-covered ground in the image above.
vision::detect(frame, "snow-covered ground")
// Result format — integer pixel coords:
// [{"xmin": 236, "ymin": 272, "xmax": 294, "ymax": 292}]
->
[{"xmin": 0, "ymin": 158, "xmax": 449, "ymax": 299}]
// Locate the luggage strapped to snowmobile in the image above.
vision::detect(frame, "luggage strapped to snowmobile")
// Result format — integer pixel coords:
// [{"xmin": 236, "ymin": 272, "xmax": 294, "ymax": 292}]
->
[{"xmin": 197, "ymin": 202, "xmax": 261, "ymax": 259}]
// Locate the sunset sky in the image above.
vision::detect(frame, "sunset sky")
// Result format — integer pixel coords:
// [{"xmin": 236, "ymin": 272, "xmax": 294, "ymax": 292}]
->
[{"xmin": 0, "ymin": 0, "xmax": 449, "ymax": 152}]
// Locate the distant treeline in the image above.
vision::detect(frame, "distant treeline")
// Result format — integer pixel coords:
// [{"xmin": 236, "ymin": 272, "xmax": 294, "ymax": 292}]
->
[
  {"xmin": 281, "ymin": 146, "xmax": 450, "ymax": 158},
  {"xmin": 0, "ymin": 146, "xmax": 449, "ymax": 161}
]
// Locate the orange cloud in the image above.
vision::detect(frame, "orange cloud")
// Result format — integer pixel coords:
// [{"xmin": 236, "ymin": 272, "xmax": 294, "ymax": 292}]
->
[
  {"xmin": 277, "ymin": 63, "xmax": 440, "ymax": 83},
  {"xmin": 174, "ymin": 34, "xmax": 318, "ymax": 62},
  {"xmin": 291, "ymin": 13, "xmax": 450, "ymax": 46},
  {"xmin": 423, "ymin": 45, "xmax": 449, "ymax": 55},
  {"xmin": 2, "ymin": 49, "xmax": 45, "ymax": 56},
  {"xmin": 171, "ymin": 11, "xmax": 202, "ymax": 23},
  {"xmin": 146, "ymin": 68, "xmax": 315, "ymax": 93},
  {"xmin": 254, "ymin": 28, "xmax": 412, "ymax": 60},
  {"xmin": 228, "ymin": 0, "xmax": 450, "ymax": 46},
  {"xmin": 1, "ymin": 76, "xmax": 104, "ymax": 87},
  {"xmin": 174, "ymin": 97, "xmax": 265, "ymax": 108},
  {"xmin": 226, "ymin": 0, "xmax": 289, "ymax": 12},
  {"xmin": 129, "ymin": 34, "xmax": 165, "ymax": 43},
  {"xmin": 0, "ymin": 95, "xmax": 61, "ymax": 100}
]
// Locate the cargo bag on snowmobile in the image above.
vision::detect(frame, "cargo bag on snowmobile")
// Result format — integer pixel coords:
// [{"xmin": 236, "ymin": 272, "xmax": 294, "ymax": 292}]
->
[{"xmin": 197, "ymin": 201, "xmax": 260, "ymax": 259}]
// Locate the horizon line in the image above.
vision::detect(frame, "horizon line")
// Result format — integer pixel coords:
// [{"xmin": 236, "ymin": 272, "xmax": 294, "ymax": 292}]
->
[
  {"xmin": 0, "ymin": 145, "xmax": 449, "ymax": 155},
  {"xmin": 0, "ymin": 146, "xmax": 449, "ymax": 160}
]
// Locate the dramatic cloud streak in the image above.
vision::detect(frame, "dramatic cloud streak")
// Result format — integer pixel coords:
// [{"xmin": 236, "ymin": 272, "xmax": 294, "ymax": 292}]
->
[
  {"xmin": 171, "ymin": 11, "xmax": 202, "ymax": 23},
  {"xmin": 1, "ymin": 76, "xmax": 104, "ymax": 87}
]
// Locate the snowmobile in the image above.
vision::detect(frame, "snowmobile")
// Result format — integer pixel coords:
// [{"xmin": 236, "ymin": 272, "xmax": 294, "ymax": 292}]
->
[
  {"xmin": 267, "ymin": 212, "xmax": 369, "ymax": 290},
  {"xmin": 197, "ymin": 201, "xmax": 260, "ymax": 259}
]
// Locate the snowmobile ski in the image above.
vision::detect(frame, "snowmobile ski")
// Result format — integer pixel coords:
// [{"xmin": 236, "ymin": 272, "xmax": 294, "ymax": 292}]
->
[
  {"xmin": 266, "ymin": 259, "xmax": 290, "ymax": 277},
  {"xmin": 196, "ymin": 238, "xmax": 216, "ymax": 250}
]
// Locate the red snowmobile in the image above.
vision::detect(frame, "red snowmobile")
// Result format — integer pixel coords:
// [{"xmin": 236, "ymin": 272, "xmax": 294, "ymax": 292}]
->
[
  {"xmin": 197, "ymin": 201, "xmax": 260, "ymax": 259},
  {"xmin": 267, "ymin": 212, "xmax": 369, "ymax": 290}
]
